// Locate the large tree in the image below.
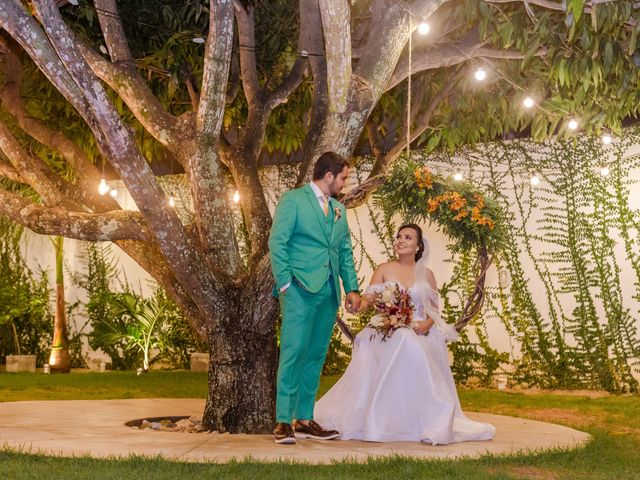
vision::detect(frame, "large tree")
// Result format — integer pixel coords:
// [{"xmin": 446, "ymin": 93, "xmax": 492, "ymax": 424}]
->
[{"xmin": 0, "ymin": 0, "xmax": 638, "ymax": 432}]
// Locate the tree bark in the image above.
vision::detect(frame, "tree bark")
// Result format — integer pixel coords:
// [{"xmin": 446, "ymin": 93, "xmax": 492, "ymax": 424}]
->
[{"xmin": 203, "ymin": 256, "xmax": 278, "ymax": 433}]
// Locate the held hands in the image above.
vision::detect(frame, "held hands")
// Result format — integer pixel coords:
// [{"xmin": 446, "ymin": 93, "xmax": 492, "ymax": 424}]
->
[
  {"xmin": 345, "ymin": 291, "xmax": 362, "ymax": 314},
  {"xmin": 413, "ymin": 318, "xmax": 434, "ymax": 335}
]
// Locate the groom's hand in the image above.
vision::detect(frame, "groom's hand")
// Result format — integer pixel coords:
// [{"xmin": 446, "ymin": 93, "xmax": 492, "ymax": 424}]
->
[{"xmin": 345, "ymin": 292, "xmax": 361, "ymax": 314}]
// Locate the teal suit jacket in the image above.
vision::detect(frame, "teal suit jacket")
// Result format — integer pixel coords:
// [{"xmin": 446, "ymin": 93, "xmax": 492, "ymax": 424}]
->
[{"xmin": 269, "ymin": 184, "xmax": 359, "ymax": 305}]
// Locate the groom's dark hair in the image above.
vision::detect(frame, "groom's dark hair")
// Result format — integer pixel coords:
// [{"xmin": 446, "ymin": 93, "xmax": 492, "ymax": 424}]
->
[
  {"xmin": 398, "ymin": 223, "xmax": 425, "ymax": 261},
  {"xmin": 312, "ymin": 152, "xmax": 350, "ymax": 180}
]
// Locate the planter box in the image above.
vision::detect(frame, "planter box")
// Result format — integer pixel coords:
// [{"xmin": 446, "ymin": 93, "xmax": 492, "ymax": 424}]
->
[
  {"xmin": 190, "ymin": 353, "xmax": 209, "ymax": 372},
  {"xmin": 6, "ymin": 354, "xmax": 37, "ymax": 373}
]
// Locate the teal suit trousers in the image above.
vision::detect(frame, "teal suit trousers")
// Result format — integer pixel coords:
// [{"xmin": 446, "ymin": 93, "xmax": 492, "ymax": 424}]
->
[{"xmin": 276, "ymin": 278, "xmax": 338, "ymax": 422}]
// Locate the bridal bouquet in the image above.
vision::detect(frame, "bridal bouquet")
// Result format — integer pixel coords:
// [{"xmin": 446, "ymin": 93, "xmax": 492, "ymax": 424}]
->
[{"xmin": 366, "ymin": 284, "xmax": 414, "ymax": 341}]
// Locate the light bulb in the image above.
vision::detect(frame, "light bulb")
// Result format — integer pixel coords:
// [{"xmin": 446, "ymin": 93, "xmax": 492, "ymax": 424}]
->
[
  {"xmin": 602, "ymin": 134, "xmax": 612, "ymax": 145},
  {"xmin": 99, "ymin": 45, "xmax": 108, "ymax": 54},
  {"xmin": 568, "ymin": 119, "xmax": 578, "ymax": 130},
  {"xmin": 453, "ymin": 172, "xmax": 463, "ymax": 181},
  {"xmin": 192, "ymin": 37, "xmax": 205, "ymax": 44},
  {"xmin": 168, "ymin": 195, "xmax": 175, "ymax": 207},
  {"xmin": 233, "ymin": 190, "xmax": 240, "ymax": 203},
  {"xmin": 109, "ymin": 188, "xmax": 118, "ymax": 197},
  {"xmin": 600, "ymin": 166, "xmax": 610, "ymax": 177},
  {"xmin": 474, "ymin": 67, "xmax": 486, "ymax": 81},
  {"xmin": 523, "ymin": 97, "xmax": 535, "ymax": 109},
  {"xmin": 530, "ymin": 174, "xmax": 540, "ymax": 186},
  {"xmin": 98, "ymin": 178, "xmax": 109, "ymax": 196},
  {"xmin": 418, "ymin": 22, "xmax": 430, "ymax": 35}
]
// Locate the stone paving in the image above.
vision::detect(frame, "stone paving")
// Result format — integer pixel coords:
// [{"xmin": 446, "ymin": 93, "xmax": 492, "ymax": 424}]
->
[{"xmin": 0, "ymin": 398, "xmax": 591, "ymax": 464}]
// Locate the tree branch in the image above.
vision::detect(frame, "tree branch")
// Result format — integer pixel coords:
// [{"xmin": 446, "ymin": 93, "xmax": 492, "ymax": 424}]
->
[
  {"xmin": 296, "ymin": 0, "xmax": 328, "ymax": 186},
  {"xmin": 233, "ymin": 0, "xmax": 260, "ymax": 106},
  {"xmin": 0, "ymin": 159, "xmax": 23, "ymax": 183},
  {"xmin": 0, "ymin": 188, "xmax": 151, "ymax": 241},
  {"xmin": 94, "ymin": 0, "xmax": 133, "ymax": 65},
  {"xmin": 23, "ymin": 0, "xmax": 222, "ymax": 315},
  {"xmin": 319, "ymin": 0, "xmax": 351, "ymax": 115},
  {"xmin": 484, "ymin": 0, "xmax": 637, "ymax": 28},
  {"xmin": 373, "ymin": 74, "xmax": 459, "ymax": 176},
  {"xmin": 0, "ymin": 121, "xmax": 77, "ymax": 207},
  {"xmin": 77, "ymin": 39, "xmax": 182, "ymax": 149},
  {"xmin": 0, "ymin": 36, "xmax": 118, "ymax": 210},
  {"xmin": 190, "ymin": 0, "xmax": 244, "ymax": 276}
]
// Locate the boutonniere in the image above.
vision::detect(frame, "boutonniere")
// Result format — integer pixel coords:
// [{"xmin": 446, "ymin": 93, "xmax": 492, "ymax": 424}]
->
[{"xmin": 334, "ymin": 207, "xmax": 342, "ymax": 222}]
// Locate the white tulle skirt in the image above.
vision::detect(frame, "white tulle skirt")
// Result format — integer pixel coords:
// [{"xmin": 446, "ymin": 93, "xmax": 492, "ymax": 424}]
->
[{"xmin": 314, "ymin": 326, "xmax": 496, "ymax": 444}]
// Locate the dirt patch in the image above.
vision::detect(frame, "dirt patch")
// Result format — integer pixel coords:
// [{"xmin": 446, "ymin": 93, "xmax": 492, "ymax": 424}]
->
[
  {"xmin": 484, "ymin": 466, "xmax": 561, "ymax": 480},
  {"xmin": 524, "ymin": 408, "xmax": 597, "ymax": 428},
  {"xmin": 515, "ymin": 388, "xmax": 610, "ymax": 399}
]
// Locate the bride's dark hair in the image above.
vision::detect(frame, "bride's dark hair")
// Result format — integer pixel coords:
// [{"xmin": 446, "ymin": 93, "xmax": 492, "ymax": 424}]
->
[{"xmin": 397, "ymin": 223, "xmax": 424, "ymax": 261}]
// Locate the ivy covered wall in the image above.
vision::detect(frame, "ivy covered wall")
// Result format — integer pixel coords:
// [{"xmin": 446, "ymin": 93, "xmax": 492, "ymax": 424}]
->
[{"xmin": 359, "ymin": 134, "xmax": 640, "ymax": 393}]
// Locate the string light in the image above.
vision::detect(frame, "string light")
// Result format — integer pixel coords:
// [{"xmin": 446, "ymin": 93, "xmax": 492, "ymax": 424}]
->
[
  {"xmin": 192, "ymin": 37, "xmax": 205, "ymax": 44},
  {"xmin": 602, "ymin": 134, "xmax": 613, "ymax": 145},
  {"xmin": 530, "ymin": 173, "xmax": 540, "ymax": 186},
  {"xmin": 99, "ymin": 45, "xmax": 108, "ymax": 54},
  {"xmin": 109, "ymin": 188, "xmax": 118, "ymax": 197},
  {"xmin": 568, "ymin": 119, "xmax": 579, "ymax": 130},
  {"xmin": 98, "ymin": 178, "xmax": 109, "ymax": 195},
  {"xmin": 233, "ymin": 190, "xmax": 240, "ymax": 203},
  {"xmin": 168, "ymin": 194, "xmax": 175, "ymax": 207},
  {"xmin": 453, "ymin": 171, "xmax": 463, "ymax": 181},
  {"xmin": 417, "ymin": 22, "xmax": 430, "ymax": 35},
  {"xmin": 474, "ymin": 67, "xmax": 487, "ymax": 81},
  {"xmin": 523, "ymin": 97, "xmax": 535, "ymax": 109},
  {"xmin": 600, "ymin": 165, "xmax": 610, "ymax": 177}
]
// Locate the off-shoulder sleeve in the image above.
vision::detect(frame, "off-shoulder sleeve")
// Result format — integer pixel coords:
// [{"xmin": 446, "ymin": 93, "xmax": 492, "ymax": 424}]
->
[{"xmin": 364, "ymin": 283, "xmax": 387, "ymax": 295}]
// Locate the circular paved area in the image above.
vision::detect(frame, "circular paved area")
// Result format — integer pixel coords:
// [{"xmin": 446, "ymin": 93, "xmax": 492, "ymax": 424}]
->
[{"xmin": 0, "ymin": 399, "xmax": 591, "ymax": 464}]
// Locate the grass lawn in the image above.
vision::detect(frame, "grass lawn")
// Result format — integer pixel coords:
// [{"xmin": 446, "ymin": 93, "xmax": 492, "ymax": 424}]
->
[{"xmin": 1, "ymin": 371, "xmax": 639, "ymax": 479}]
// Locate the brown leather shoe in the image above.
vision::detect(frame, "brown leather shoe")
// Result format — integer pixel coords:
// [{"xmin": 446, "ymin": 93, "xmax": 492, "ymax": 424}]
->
[
  {"xmin": 294, "ymin": 420, "xmax": 340, "ymax": 440},
  {"xmin": 273, "ymin": 422, "xmax": 296, "ymax": 444}
]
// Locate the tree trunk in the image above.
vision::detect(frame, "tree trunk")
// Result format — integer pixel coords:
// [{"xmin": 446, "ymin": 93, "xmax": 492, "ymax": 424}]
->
[
  {"xmin": 50, "ymin": 236, "xmax": 70, "ymax": 373},
  {"xmin": 202, "ymin": 257, "xmax": 279, "ymax": 433},
  {"xmin": 203, "ymin": 299, "xmax": 278, "ymax": 432}
]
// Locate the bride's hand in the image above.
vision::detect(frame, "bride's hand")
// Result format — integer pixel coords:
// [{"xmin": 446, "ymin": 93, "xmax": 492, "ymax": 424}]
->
[{"xmin": 413, "ymin": 319, "xmax": 434, "ymax": 335}]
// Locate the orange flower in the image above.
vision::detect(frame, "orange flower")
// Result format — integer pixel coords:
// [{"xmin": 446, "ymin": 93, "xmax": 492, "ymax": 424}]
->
[
  {"xmin": 453, "ymin": 209, "xmax": 469, "ymax": 221},
  {"xmin": 449, "ymin": 192, "xmax": 466, "ymax": 211},
  {"xmin": 473, "ymin": 192, "xmax": 485, "ymax": 210},
  {"xmin": 427, "ymin": 198, "xmax": 441, "ymax": 213},
  {"xmin": 414, "ymin": 167, "xmax": 433, "ymax": 189}
]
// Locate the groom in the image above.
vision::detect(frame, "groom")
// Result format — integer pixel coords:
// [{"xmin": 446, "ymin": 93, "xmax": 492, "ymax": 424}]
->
[{"xmin": 269, "ymin": 151, "xmax": 361, "ymax": 445}]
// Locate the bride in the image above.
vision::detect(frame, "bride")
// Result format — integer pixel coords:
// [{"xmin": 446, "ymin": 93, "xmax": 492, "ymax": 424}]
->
[{"xmin": 314, "ymin": 223, "xmax": 496, "ymax": 444}]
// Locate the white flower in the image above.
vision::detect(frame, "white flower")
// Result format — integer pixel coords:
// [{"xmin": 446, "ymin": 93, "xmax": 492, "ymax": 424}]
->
[{"xmin": 380, "ymin": 289, "xmax": 394, "ymax": 303}]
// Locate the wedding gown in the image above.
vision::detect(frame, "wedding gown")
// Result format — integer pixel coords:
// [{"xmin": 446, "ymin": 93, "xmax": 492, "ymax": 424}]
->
[{"xmin": 314, "ymin": 270, "xmax": 496, "ymax": 444}]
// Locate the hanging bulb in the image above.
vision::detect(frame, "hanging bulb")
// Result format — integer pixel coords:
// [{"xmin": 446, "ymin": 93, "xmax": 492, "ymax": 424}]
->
[
  {"xmin": 168, "ymin": 194, "xmax": 175, "ymax": 207},
  {"xmin": 523, "ymin": 97, "xmax": 535, "ymax": 109},
  {"xmin": 453, "ymin": 171, "xmax": 463, "ymax": 181},
  {"xmin": 474, "ymin": 67, "xmax": 487, "ymax": 81},
  {"xmin": 602, "ymin": 134, "xmax": 613, "ymax": 145},
  {"xmin": 98, "ymin": 178, "xmax": 109, "ymax": 196},
  {"xmin": 109, "ymin": 188, "xmax": 118, "ymax": 197},
  {"xmin": 192, "ymin": 37, "xmax": 205, "ymax": 44},
  {"xmin": 568, "ymin": 118, "xmax": 579, "ymax": 130},
  {"xmin": 600, "ymin": 166, "xmax": 610, "ymax": 177},
  {"xmin": 233, "ymin": 190, "xmax": 240, "ymax": 204},
  {"xmin": 417, "ymin": 22, "xmax": 430, "ymax": 35},
  {"xmin": 530, "ymin": 174, "xmax": 540, "ymax": 186}
]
